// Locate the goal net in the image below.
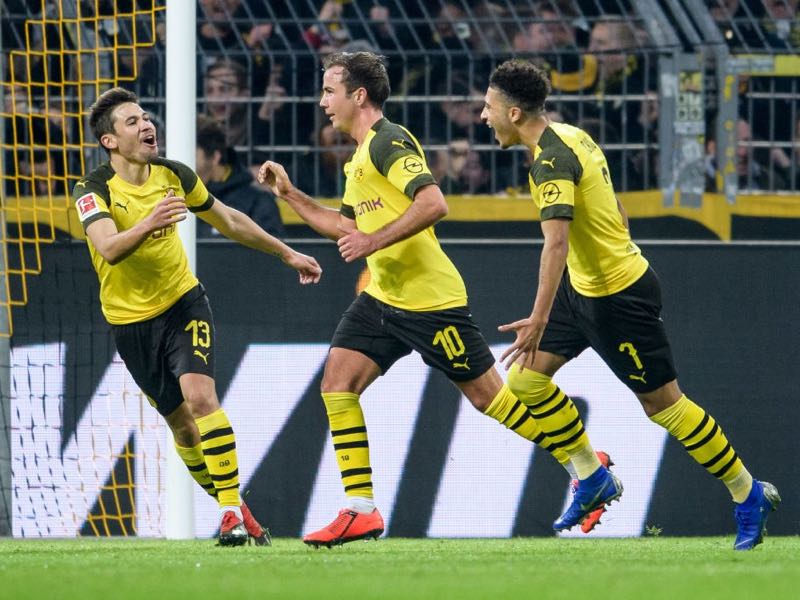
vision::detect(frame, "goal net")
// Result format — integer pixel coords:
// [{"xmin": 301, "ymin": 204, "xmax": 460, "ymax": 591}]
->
[{"xmin": 1, "ymin": 0, "xmax": 168, "ymax": 537}]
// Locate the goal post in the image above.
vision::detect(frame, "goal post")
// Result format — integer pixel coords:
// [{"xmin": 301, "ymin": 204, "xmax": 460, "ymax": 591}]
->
[{"xmin": 165, "ymin": 0, "xmax": 197, "ymax": 541}]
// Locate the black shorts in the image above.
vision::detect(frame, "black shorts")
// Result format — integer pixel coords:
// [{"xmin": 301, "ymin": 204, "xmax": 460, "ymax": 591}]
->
[
  {"xmin": 539, "ymin": 267, "xmax": 677, "ymax": 393},
  {"xmin": 112, "ymin": 284, "xmax": 215, "ymax": 416},
  {"xmin": 331, "ymin": 293, "xmax": 496, "ymax": 382}
]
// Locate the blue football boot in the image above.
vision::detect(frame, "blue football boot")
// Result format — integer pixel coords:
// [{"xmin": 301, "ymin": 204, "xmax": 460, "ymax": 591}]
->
[
  {"xmin": 554, "ymin": 465, "xmax": 623, "ymax": 532},
  {"xmin": 733, "ymin": 480, "xmax": 780, "ymax": 551}
]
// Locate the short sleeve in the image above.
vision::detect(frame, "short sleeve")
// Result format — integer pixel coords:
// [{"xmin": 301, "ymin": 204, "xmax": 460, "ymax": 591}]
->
[{"xmin": 72, "ymin": 177, "xmax": 111, "ymax": 230}]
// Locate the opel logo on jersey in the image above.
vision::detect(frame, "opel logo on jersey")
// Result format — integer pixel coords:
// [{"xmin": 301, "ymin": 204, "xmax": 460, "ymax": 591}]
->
[
  {"xmin": 403, "ymin": 156, "xmax": 423, "ymax": 174},
  {"xmin": 541, "ymin": 182, "xmax": 562, "ymax": 204}
]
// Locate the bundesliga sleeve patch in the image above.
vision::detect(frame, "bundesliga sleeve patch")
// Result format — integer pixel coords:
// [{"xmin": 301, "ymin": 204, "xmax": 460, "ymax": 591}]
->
[{"xmin": 76, "ymin": 192, "xmax": 102, "ymax": 222}]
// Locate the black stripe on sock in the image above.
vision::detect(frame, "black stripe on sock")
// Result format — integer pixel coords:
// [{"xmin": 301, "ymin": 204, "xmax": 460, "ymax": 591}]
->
[
  {"xmin": 528, "ymin": 386, "xmax": 561, "ymax": 409},
  {"xmin": 344, "ymin": 482, "xmax": 373, "ymax": 492},
  {"xmin": 548, "ymin": 425, "xmax": 586, "ymax": 449},
  {"xmin": 701, "ymin": 442, "xmax": 732, "ymax": 469},
  {"xmin": 215, "ymin": 483, "xmax": 239, "ymax": 492},
  {"xmin": 202, "ymin": 442, "xmax": 237, "ymax": 456},
  {"xmin": 341, "ymin": 467, "xmax": 373, "ymax": 479},
  {"xmin": 711, "ymin": 452, "xmax": 740, "ymax": 478},
  {"xmin": 531, "ymin": 396, "xmax": 568, "ymax": 419},
  {"xmin": 211, "ymin": 468, "xmax": 239, "ymax": 481},
  {"xmin": 201, "ymin": 482, "xmax": 216, "ymax": 490},
  {"xmin": 186, "ymin": 462, "xmax": 207, "ymax": 472},
  {"xmin": 200, "ymin": 427, "xmax": 234, "ymax": 442},
  {"xmin": 509, "ymin": 410, "xmax": 533, "ymax": 431},
  {"xmin": 679, "ymin": 413, "xmax": 709, "ymax": 443},
  {"xmin": 334, "ymin": 440, "xmax": 369, "ymax": 451},
  {"xmin": 331, "ymin": 426, "xmax": 368, "ymax": 437},
  {"xmin": 685, "ymin": 423, "xmax": 719, "ymax": 452},
  {"xmin": 532, "ymin": 431, "xmax": 547, "ymax": 445},
  {"xmin": 544, "ymin": 414, "xmax": 581, "ymax": 438}
]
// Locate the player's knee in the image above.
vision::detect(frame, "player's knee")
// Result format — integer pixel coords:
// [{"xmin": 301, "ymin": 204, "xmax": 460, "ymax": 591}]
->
[
  {"xmin": 507, "ymin": 367, "xmax": 552, "ymax": 405},
  {"xmin": 182, "ymin": 388, "xmax": 219, "ymax": 417}
]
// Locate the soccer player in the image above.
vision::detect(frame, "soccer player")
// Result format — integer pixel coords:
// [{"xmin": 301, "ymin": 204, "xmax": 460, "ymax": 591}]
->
[
  {"xmin": 480, "ymin": 59, "xmax": 780, "ymax": 550},
  {"xmin": 73, "ymin": 87, "xmax": 322, "ymax": 546},
  {"xmin": 258, "ymin": 51, "xmax": 619, "ymax": 547}
]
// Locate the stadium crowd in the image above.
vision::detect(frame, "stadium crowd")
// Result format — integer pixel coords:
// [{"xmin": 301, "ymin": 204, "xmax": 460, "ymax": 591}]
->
[{"xmin": 2, "ymin": 0, "xmax": 799, "ymax": 210}]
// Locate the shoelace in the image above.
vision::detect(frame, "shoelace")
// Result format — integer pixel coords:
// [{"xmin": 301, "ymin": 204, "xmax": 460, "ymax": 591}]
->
[
  {"xmin": 326, "ymin": 510, "xmax": 356, "ymax": 534},
  {"xmin": 734, "ymin": 505, "xmax": 759, "ymax": 528},
  {"xmin": 221, "ymin": 512, "xmax": 240, "ymax": 529}
]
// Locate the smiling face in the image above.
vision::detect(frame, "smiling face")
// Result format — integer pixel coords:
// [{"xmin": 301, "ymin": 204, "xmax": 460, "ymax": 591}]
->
[
  {"xmin": 319, "ymin": 66, "xmax": 358, "ymax": 134},
  {"xmin": 100, "ymin": 102, "xmax": 158, "ymax": 163},
  {"xmin": 481, "ymin": 86, "xmax": 518, "ymax": 149}
]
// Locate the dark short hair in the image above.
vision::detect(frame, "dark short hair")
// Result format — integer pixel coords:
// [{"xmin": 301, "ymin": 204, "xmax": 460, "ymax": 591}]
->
[
  {"xmin": 205, "ymin": 58, "xmax": 248, "ymax": 91},
  {"xmin": 489, "ymin": 59, "xmax": 551, "ymax": 115},
  {"xmin": 89, "ymin": 87, "xmax": 140, "ymax": 146},
  {"xmin": 196, "ymin": 115, "xmax": 232, "ymax": 165},
  {"xmin": 322, "ymin": 51, "xmax": 390, "ymax": 109}
]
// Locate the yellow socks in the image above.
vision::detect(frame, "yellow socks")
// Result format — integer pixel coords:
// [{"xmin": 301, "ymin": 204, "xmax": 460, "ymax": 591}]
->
[
  {"xmin": 508, "ymin": 367, "xmax": 600, "ymax": 478},
  {"xmin": 322, "ymin": 392, "xmax": 373, "ymax": 499},
  {"xmin": 174, "ymin": 441, "xmax": 216, "ymax": 498},
  {"xmin": 195, "ymin": 408, "xmax": 241, "ymax": 507},
  {"xmin": 650, "ymin": 394, "xmax": 752, "ymax": 502},
  {"xmin": 483, "ymin": 384, "xmax": 572, "ymax": 469}
]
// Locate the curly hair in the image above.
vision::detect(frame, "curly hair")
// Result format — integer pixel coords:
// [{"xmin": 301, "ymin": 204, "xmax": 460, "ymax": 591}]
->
[{"xmin": 489, "ymin": 59, "xmax": 551, "ymax": 115}]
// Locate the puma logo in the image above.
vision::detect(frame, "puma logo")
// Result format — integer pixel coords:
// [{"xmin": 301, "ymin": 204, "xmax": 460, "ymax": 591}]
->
[
  {"xmin": 75, "ymin": 180, "xmax": 87, "ymax": 188},
  {"xmin": 541, "ymin": 157, "xmax": 556, "ymax": 168},
  {"xmin": 114, "ymin": 200, "xmax": 129, "ymax": 213},
  {"xmin": 194, "ymin": 350, "xmax": 209, "ymax": 365},
  {"xmin": 628, "ymin": 371, "xmax": 647, "ymax": 384},
  {"xmin": 452, "ymin": 357, "xmax": 470, "ymax": 370},
  {"xmin": 391, "ymin": 139, "xmax": 406, "ymax": 148}
]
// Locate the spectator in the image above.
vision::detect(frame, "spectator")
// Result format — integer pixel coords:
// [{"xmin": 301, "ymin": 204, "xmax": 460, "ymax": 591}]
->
[
  {"xmin": 18, "ymin": 149, "xmax": 66, "ymax": 197},
  {"xmin": 513, "ymin": 2, "xmax": 595, "ymax": 109},
  {"xmin": 706, "ymin": 0, "xmax": 757, "ymax": 49},
  {"xmin": 201, "ymin": 59, "xmax": 290, "ymax": 165},
  {"xmin": 760, "ymin": 0, "xmax": 800, "ymax": 49},
  {"xmin": 584, "ymin": 17, "xmax": 658, "ymax": 189},
  {"xmin": 431, "ymin": 139, "xmax": 492, "ymax": 195},
  {"xmin": 427, "ymin": 74, "xmax": 493, "ymax": 145},
  {"xmin": 706, "ymin": 118, "xmax": 788, "ymax": 191},
  {"xmin": 195, "ymin": 116, "xmax": 284, "ymax": 238},
  {"xmin": 305, "ymin": 122, "xmax": 355, "ymax": 198}
]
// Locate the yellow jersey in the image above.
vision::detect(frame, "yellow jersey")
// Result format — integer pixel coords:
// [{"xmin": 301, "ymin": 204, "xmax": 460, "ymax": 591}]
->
[
  {"xmin": 341, "ymin": 118, "xmax": 467, "ymax": 310},
  {"xmin": 73, "ymin": 158, "xmax": 214, "ymax": 324},
  {"xmin": 529, "ymin": 122, "xmax": 649, "ymax": 297}
]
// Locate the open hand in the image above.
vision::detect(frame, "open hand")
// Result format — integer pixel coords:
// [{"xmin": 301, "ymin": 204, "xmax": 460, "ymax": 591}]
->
[{"xmin": 497, "ymin": 317, "xmax": 546, "ymax": 371}]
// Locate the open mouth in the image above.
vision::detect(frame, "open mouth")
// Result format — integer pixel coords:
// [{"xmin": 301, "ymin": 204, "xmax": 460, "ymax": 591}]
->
[{"xmin": 142, "ymin": 133, "xmax": 157, "ymax": 148}]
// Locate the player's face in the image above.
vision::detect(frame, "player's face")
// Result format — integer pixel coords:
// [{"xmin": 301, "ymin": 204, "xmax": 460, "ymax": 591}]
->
[
  {"xmin": 320, "ymin": 67, "xmax": 357, "ymax": 134},
  {"xmin": 103, "ymin": 102, "xmax": 158, "ymax": 163},
  {"xmin": 481, "ymin": 87, "xmax": 518, "ymax": 149}
]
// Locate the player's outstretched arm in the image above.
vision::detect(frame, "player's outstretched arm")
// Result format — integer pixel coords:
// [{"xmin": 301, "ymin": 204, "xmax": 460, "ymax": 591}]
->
[
  {"xmin": 198, "ymin": 196, "xmax": 322, "ymax": 285},
  {"xmin": 86, "ymin": 190, "xmax": 187, "ymax": 265},
  {"xmin": 498, "ymin": 217, "xmax": 569, "ymax": 370},
  {"xmin": 258, "ymin": 160, "xmax": 342, "ymax": 240}
]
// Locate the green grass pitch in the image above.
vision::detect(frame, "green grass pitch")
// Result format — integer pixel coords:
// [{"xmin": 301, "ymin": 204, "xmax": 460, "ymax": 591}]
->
[{"xmin": 2, "ymin": 537, "xmax": 799, "ymax": 599}]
